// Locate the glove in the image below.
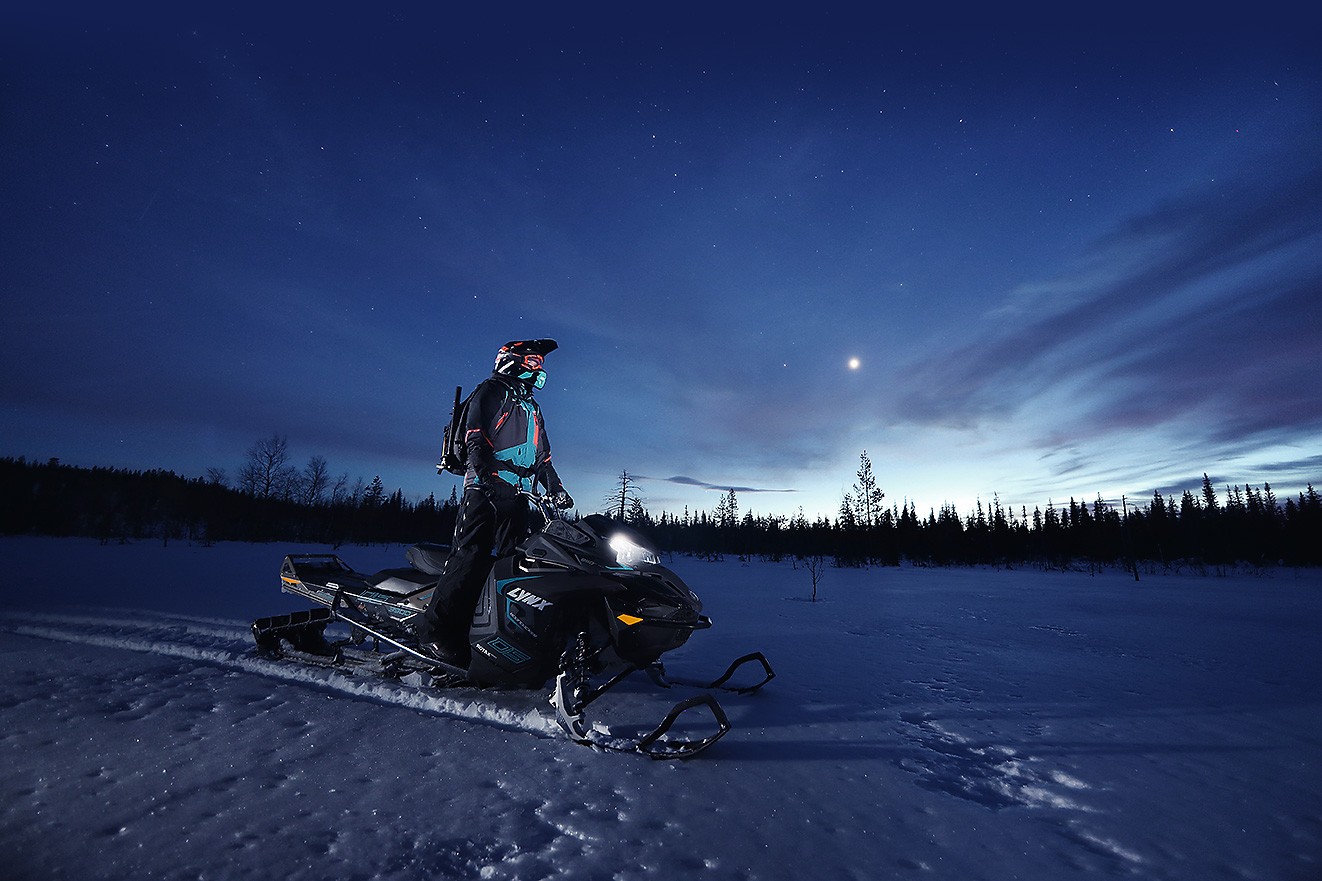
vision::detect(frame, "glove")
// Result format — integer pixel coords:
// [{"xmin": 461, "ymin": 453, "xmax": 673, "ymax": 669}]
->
[{"xmin": 551, "ymin": 488, "xmax": 574, "ymax": 510}]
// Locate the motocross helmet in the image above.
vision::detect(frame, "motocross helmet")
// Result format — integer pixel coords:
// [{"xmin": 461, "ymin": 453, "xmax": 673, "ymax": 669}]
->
[{"xmin": 494, "ymin": 338, "xmax": 558, "ymax": 390}]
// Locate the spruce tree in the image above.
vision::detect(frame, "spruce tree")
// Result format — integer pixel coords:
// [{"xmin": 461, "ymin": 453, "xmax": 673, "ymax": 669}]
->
[
  {"xmin": 363, "ymin": 475, "xmax": 386, "ymax": 507},
  {"xmin": 851, "ymin": 451, "xmax": 886, "ymax": 528}
]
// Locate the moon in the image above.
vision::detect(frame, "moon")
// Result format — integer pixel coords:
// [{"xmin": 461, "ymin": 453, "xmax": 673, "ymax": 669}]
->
[{"xmin": 848, "ymin": 357, "xmax": 861, "ymax": 370}]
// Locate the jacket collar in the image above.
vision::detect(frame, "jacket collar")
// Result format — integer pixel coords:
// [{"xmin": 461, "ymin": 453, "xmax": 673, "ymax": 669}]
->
[{"xmin": 489, "ymin": 371, "xmax": 534, "ymax": 400}]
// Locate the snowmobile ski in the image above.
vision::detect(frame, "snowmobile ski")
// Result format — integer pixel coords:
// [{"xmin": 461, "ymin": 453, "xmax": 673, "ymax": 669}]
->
[
  {"xmin": 646, "ymin": 652, "xmax": 776, "ymax": 695},
  {"xmin": 549, "ymin": 631, "xmax": 735, "ymax": 758}
]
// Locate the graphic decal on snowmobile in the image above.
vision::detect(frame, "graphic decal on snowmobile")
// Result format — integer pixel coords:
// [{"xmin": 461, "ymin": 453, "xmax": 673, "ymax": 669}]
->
[
  {"xmin": 502, "ymin": 582, "xmax": 553, "ymax": 610},
  {"xmin": 484, "ymin": 636, "xmax": 533, "ymax": 665},
  {"xmin": 495, "ymin": 577, "xmax": 555, "ymax": 637}
]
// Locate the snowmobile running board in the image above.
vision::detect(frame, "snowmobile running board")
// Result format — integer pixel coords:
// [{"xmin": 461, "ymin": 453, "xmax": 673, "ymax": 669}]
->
[{"xmin": 251, "ymin": 605, "xmax": 468, "ymax": 680}]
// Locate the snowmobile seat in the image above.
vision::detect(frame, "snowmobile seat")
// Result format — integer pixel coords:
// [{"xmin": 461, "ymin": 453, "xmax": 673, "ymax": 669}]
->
[
  {"xmin": 367, "ymin": 567, "xmax": 437, "ymax": 596},
  {"xmin": 407, "ymin": 542, "xmax": 451, "ymax": 576}
]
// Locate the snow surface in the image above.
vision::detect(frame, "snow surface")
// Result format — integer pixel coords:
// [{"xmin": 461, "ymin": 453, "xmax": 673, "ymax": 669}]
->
[{"xmin": 1, "ymin": 536, "xmax": 1319, "ymax": 880}]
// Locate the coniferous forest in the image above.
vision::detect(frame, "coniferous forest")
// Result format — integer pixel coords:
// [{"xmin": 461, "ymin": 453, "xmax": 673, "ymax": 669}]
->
[{"xmin": 2, "ymin": 449, "xmax": 1319, "ymax": 570}]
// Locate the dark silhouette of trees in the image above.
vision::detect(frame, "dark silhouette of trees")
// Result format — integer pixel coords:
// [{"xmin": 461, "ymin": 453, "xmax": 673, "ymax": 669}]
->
[
  {"xmin": 846, "ymin": 451, "xmax": 885, "ymax": 529},
  {"xmin": 713, "ymin": 489, "xmax": 739, "ymax": 529},
  {"xmin": 638, "ymin": 468, "xmax": 1322, "ymax": 570},
  {"xmin": 299, "ymin": 455, "xmax": 331, "ymax": 506},
  {"xmin": 0, "ymin": 455, "xmax": 457, "ymax": 547},
  {"xmin": 237, "ymin": 434, "xmax": 296, "ymax": 499},
  {"xmin": 3, "ymin": 450, "xmax": 1319, "ymax": 570},
  {"xmin": 605, "ymin": 470, "xmax": 644, "ymax": 521}
]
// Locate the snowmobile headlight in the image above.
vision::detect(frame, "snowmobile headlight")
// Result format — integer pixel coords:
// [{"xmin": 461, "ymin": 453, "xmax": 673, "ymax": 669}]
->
[{"xmin": 609, "ymin": 533, "xmax": 659, "ymax": 567}]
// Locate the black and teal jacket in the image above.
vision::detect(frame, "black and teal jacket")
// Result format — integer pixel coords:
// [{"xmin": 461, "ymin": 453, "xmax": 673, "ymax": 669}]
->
[{"xmin": 462, "ymin": 373, "xmax": 561, "ymax": 494}]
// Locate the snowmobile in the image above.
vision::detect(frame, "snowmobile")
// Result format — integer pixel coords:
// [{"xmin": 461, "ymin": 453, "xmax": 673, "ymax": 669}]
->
[{"xmin": 251, "ymin": 492, "xmax": 773, "ymax": 758}]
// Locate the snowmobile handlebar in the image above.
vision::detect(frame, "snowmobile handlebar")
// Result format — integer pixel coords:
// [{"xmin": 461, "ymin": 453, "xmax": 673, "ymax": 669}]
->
[{"xmin": 519, "ymin": 489, "xmax": 567, "ymax": 520}]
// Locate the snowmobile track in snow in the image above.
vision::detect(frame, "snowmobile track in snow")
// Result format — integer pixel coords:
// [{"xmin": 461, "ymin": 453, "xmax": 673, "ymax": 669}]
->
[{"xmin": 3, "ymin": 609, "xmax": 565, "ymax": 740}]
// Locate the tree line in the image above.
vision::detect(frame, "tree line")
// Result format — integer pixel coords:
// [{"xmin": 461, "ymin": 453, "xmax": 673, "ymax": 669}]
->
[
  {"xmin": 3, "ymin": 443, "xmax": 1319, "ymax": 570},
  {"xmin": 0, "ymin": 443, "xmax": 458, "ymax": 546},
  {"xmin": 619, "ymin": 454, "xmax": 1322, "ymax": 570}
]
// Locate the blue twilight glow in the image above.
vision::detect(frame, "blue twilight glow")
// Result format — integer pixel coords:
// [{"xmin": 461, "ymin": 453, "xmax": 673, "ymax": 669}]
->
[{"xmin": 1, "ymin": 11, "xmax": 1318, "ymax": 520}]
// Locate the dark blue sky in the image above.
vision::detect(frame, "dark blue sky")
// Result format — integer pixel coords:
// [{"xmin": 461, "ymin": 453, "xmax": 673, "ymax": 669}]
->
[{"xmin": 3, "ymin": 10, "xmax": 1319, "ymax": 519}]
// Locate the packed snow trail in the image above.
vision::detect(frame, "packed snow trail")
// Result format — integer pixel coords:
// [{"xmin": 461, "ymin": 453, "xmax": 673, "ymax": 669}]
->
[
  {"xmin": 4, "ymin": 609, "xmax": 562, "ymax": 738},
  {"xmin": 3, "ymin": 537, "xmax": 1320, "ymax": 880}
]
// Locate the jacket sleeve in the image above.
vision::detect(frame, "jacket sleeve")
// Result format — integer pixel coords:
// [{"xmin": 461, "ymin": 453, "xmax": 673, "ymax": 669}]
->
[
  {"xmin": 534, "ymin": 407, "xmax": 563, "ymax": 492},
  {"xmin": 538, "ymin": 461, "xmax": 564, "ymax": 494}
]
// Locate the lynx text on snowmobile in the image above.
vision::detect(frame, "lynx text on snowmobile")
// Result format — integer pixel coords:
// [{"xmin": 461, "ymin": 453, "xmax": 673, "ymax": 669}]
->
[{"xmin": 251, "ymin": 492, "xmax": 773, "ymax": 758}]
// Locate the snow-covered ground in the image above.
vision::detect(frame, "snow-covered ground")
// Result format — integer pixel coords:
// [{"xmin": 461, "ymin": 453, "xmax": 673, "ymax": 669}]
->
[{"xmin": 1, "ymin": 536, "xmax": 1318, "ymax": 880}]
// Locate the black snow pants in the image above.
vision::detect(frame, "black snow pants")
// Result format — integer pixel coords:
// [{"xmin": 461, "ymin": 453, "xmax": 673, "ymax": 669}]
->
[{"xmin": 419, "ymin": 486, "xmax": 528, "ymax": 642}]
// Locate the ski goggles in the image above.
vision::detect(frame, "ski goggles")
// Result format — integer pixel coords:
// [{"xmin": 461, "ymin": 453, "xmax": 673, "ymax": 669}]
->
[{"xmin": 519, "ymin": 353, "xmax": 544, "ymax": 372}]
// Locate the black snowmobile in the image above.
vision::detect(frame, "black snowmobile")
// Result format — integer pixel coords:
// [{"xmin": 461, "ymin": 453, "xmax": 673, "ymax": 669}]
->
[{"xmin": 251, "ymin": 493, "xmax": 773, "ymax": 758}]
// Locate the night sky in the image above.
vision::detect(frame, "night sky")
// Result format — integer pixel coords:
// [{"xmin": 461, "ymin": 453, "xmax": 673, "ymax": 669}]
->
[{"xmin": 3, "ymin": 10, "xmax": 1319, "ymax": 520}]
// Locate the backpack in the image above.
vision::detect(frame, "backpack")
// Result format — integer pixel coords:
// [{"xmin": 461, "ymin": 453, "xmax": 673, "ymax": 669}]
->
[{"xmin": 437, "ymin": 385, "xmax": 474, "ymax": 476}]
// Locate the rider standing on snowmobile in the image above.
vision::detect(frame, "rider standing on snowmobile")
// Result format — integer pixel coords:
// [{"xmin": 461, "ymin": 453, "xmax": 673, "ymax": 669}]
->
[{"xmin": 419, "ymin": 338, "xmax": 573, "ymax": 665}]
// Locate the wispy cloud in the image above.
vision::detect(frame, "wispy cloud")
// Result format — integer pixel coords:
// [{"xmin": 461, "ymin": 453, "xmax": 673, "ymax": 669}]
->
[
  {"xmin": 635, "ymin": 474, "xmax": 797, "ymax": 494},
  {"xmin": 892, "ymin": 149, "xmax": 1322, "ymax": 458}
]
